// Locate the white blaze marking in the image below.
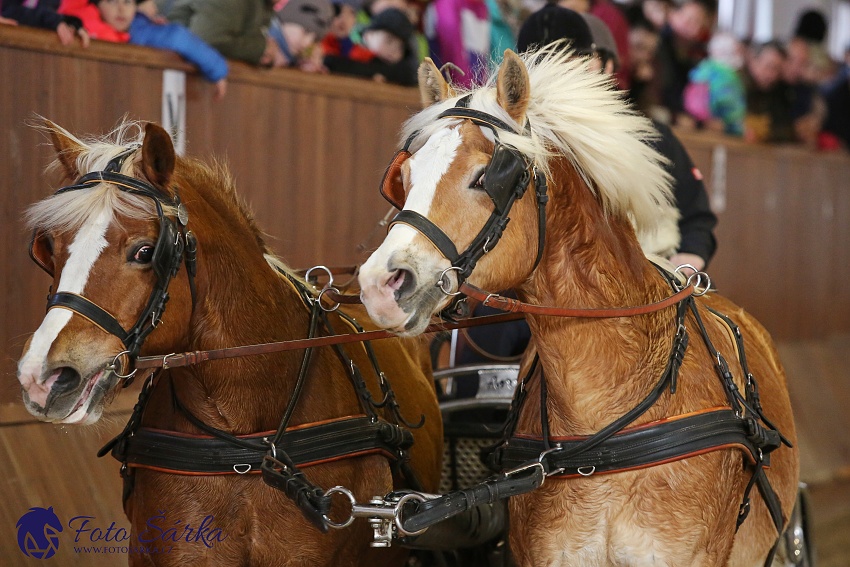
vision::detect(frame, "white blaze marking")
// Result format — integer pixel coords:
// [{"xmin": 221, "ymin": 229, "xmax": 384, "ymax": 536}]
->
[
  {"xmin": 18, "ymin": 207, "xmax": 113, "ymax": 384},
  {"xmin": 381, "ymin": 126, "xmax": 463, "ymax": 252}
]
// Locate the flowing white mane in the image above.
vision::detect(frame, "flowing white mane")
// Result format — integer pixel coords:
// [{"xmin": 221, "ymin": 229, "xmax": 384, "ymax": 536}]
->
[
  {"xmin": 401, "ymin": 47, "xmax": 680, "ymax": 253},
  {"xmin": 25, "ymin": 121, "xmax": 169, "ymax": 233}
]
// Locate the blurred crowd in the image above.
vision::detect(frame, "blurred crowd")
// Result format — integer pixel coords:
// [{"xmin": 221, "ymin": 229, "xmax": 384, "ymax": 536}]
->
[{"xmin": 1, "ymin": 0, "xmax": 848, "ymax": 150}]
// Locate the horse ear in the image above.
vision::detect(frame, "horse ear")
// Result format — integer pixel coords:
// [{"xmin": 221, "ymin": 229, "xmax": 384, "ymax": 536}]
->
[
  {"xmin": 141, "ymin": 122, "xmax": 175, "ymax": 190},
  {"xmin": 495, "ymin": 50, "xmax": 530, "ymax": 125},
  {"xmin": 45, "ymin": 120, "xmax": 85, "ymax": 180},
  {"xmin": 418, "ymin": 58, "xmax": 456, "ymax": 108}
]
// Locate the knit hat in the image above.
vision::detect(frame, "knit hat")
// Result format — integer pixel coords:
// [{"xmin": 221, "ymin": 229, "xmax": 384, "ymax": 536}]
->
[
  {"xmin": 276, "ymin": 0, "xmax": 335, "ymax": 37},
  {"xmin": 364, "ymin": 8, "xmax": 413, "ymax": 44},
  {"xmin": 517, "ymin": 3, "xmax": 593, "ymax": 54}
]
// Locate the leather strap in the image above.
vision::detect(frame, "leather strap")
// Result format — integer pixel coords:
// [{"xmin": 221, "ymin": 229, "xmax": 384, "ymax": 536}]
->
[
  {"xmin": 48, "ymin": 292, "xmax": 129, "ymax": 342},
  {"xmin": 391, "ymin": 210, "xmax": 460, "ymax": 262},
  {"xmin": 497, "ymin": 409, "xmax": 777, "ymax": 476},
  {"xmin": 116, "ymin": 416, "xmax": 410, "ymax": 476},
  {"xmin": 399, "ymin": 464, "xmax": 544, "ymax": 534},
  {"xmin": 132, "ymin": 312, "xmax": 526, "ymax": 370},
  {"xmin": 460, "ymin": 281, "xmax": 696, "ymax": 318}
]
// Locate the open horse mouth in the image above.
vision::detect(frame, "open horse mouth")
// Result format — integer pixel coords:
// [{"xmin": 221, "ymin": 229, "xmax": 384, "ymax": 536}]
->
[{"xmin": 26, "ymin": 367, "xmax": 112, "ymax": 423}]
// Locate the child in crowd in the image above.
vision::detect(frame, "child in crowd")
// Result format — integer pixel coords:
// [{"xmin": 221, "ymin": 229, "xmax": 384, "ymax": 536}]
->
[
  {"xmin": 268, "ymin": 0, "xmax": 334, "ymax": 69},
  {"xmin": 682, "ymin": 31, "xmax": 745, "ymax": 135},
  {"xmin": 324, "ymin": 6, "xmax": 417, "ymax": 85},
  {"xmin": 60, "ymin": 0, "xmax": 228, "ymax": 98},
  {"xmin": 2, "ymin": 0, "xmax": 89, "ymax": 45}
]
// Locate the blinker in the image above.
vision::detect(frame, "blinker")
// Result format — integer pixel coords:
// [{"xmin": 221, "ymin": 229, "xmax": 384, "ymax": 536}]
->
[{"xmin": 380, "ymin": 149, "xmax": 411, "ymax": 210}]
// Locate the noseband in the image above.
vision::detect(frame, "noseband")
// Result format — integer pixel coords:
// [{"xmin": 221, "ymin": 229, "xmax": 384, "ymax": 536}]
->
[
  {"xmin": 30, "ymin": 147, "xmax": 197, "ymax": 382},
  {"xmin": 380, "ymin": 94, "xmax": 548, "ymax": 292}
]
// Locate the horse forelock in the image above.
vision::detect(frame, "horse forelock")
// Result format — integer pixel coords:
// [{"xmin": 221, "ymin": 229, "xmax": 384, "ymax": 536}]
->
[
  {"xmin": 401, "ymin": 47, "xmax": 678, "ymax": 243},
  {"xmin": 26, "ymin": 121, "xmax": 165, "ymax": 234}
]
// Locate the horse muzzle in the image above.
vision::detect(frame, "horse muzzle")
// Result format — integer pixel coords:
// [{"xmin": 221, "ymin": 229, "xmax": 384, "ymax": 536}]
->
[{"xmin": 20, "ymin": 365, "xmax": 117, "ymax": 424}]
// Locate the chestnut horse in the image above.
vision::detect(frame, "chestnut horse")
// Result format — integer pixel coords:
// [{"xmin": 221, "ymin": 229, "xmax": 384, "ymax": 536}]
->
[
  {"xmin": 17, "ymin": 121, "xmax": 442, "ymax": 566},
  {"xmin": 358, "ymin": 50, "xmax": 799, "ymax": 566}
]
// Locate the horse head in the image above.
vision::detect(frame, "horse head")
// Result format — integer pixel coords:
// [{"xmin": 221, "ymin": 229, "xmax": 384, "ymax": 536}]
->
[
  {"xmin": 17, "ymin": 121, "xmax": 194, "ymax": 424},
  {"xmin": 360, "ymin": 48, "xmax": 679, "ymax": 335},
  {"xmin": 359, "ymin": 52, "xmax": 544, "ymax": 334}
]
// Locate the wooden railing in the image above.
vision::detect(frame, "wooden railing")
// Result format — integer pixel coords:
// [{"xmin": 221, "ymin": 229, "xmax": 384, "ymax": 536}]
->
[{"xmin": 2, "ymin": 25, "xmax": 850, "ymax": 415}]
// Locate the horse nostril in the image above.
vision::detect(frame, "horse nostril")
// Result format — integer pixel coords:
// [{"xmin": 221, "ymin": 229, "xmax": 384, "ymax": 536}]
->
[
  {"xmin": 387, "ymin": 268, "xmax": 416, "ymax": 301},
  {"xmin": 50, "ymin": 367, "xmax": 82, "ymax": 394}
]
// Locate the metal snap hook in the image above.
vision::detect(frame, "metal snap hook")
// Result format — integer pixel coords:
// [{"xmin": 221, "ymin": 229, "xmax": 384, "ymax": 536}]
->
[{"xmin": 435, "ymin": 266, "xmax": 463, "ymax": 296}]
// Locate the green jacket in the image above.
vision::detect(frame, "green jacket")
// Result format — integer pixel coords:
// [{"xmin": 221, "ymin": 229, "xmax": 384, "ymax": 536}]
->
[{"xmin": 157, "ymin": 0, "xmax": 274, "ymax": 64}]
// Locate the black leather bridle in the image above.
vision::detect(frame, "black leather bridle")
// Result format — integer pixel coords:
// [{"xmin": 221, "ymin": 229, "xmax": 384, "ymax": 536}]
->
[
  {"xmin": 380, "ymin": 95, "xmax": 549, "ymax": 292},
  {"xmin": 30, "ymin": 147, "xmax": 197, "ymax": 381}
]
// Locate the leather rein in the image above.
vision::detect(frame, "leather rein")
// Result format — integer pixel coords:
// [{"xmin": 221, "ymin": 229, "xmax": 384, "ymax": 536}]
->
[{"xmin": 130, "ymin": 282, "xmax": 696, "ymax": 371}]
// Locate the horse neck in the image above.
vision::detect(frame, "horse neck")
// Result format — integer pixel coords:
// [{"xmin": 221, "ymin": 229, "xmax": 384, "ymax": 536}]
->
[
  {"xmin": 517, "ymin": 157, "xmax": 678, "ymax": 434},
  {"xmin": 142, "ymin": 178, "xmax": 359, "ymax": 435}
]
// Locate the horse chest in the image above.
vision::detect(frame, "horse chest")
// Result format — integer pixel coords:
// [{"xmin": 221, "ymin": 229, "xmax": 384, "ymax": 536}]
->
[{"xmin": 514, "ymin": 483, "xmax": 691, "ymax": 567}]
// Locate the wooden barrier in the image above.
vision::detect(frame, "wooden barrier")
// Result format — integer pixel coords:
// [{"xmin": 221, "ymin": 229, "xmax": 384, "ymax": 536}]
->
[{"xmin": 2, "ymin": 25, "xmax": 849, "ymax": 408}]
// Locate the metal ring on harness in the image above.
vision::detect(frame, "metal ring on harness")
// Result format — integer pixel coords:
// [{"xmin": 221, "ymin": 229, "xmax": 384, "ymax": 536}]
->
[
  {"xmin": 394, "ymin": 492, "xmax": 429, "ymax": 536},
  {"xmin": 305, "ymin": 265, "xmax": 335, "ymax": 289},
  {"xmin": 436, "ymin": 266, "xmax": 463, "ymax": 296},
  {"xmin": 323, "ymin": 486, "xmax": 357, "ymax": 529},
  {"xmin": 316, "ymin": 287, "xmax": 342, "ymax": 312},
  {"xmin": 107, "ymin": 350, "xmax": 137, "ymax": 380}
]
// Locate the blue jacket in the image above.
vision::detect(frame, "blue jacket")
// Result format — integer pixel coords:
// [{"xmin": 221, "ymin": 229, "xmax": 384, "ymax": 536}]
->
[{"xmin": 129, "ymin": 14, "xmax": 228, "ymax": 82}]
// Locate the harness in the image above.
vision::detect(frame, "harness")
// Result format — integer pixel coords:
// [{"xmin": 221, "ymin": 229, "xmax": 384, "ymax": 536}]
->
[
  {"xmin": 32, "ymin": 152, "xmax": 422, "ymax": 533},
  {"xmin": 381, "ymin": 94, "xmax": 549, "ymax": 291},
  {"xmin": 371, "ymin": 101, "xmax": 793, "ymax": 562}
]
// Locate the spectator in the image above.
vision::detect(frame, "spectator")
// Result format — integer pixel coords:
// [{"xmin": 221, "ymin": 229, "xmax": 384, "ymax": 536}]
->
[
  {"xmin": 59, "ymin": 0, "xmax": 132, "ymax": 42},
  {"xmin": 741, "ymin": 40, "xmax": 795, "ymax": 144},
  {"xmin": 424, "ymin": 0, "xmax": 491, "ymax": 88},
  {"xmin": 487, "ymin": 0, "xmax": 515, "ymax": 64},
  {"xmin": 820, "ymin": 55, "xmax": 850, "ymax": 150},
  {"xmin": 653, "ymin": 0, "xmax": 715, "ymax": 123},
  {"xmin": 520, "ymin": 2, "xmax": 716, "ymax": 267},
  {"xmin": 626, "ymin": 17, "xmax": 659, "ymax": 115},
  {"xmin": 157, "ymin": 0, "xmax": 282, "ymax": 67},
  {"xmin": 324, "ymin": 6, "xmax": 417, "ymax": 84},
  {"xmin": 558, "ymin": 0, "xmax": 630, "ymax": 90},
  {"xmin": 2, "ymin": 0, "xmax": 89, "ymax": 45},
  {"xmin": 321, "ymin": 0, "xmax": 365, "ymax": 60},
  {"xmin": 682, "ymin": 31, "xmax": 745, "ymax": 135},
  {"xmin": 783, "ymin": 37, "xmax": 825, "ymax": 147},
  {"xmin": 791, "ymin": 7, "xmax": 835, "ymax": 86},
  {"xmin": 59, "ymin": 0, "xmax": 229, "ymax": 97},
  {"xmin": 268, "ymin": 0, "xmax": 334, "ymax": 69}
]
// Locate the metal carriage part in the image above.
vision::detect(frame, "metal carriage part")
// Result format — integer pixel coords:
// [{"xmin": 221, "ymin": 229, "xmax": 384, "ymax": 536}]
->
[{"xmin": 435, "ymin": 364, "xmax": 519, "ymax": 494}]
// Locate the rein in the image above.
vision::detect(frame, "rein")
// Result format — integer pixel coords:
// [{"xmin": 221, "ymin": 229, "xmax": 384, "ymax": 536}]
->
[{"xmin": 130, "ymin": 282, "xmax": 696, "ymax": 371}]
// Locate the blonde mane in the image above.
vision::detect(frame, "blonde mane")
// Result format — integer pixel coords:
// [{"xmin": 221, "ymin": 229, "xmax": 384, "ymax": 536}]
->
[{"xmin": 400, "ymin": 47, "xmax": 679, "ymax": 249}]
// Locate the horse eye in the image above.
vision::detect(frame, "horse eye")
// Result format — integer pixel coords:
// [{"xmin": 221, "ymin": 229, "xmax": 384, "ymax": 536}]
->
[
  {"xmin": 131, "ymin": 245, "xmax": 155, "ymax": 264},
  {"xmin": 470, "ymin": 170, "xmax": 486, "ymax": 190}
]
